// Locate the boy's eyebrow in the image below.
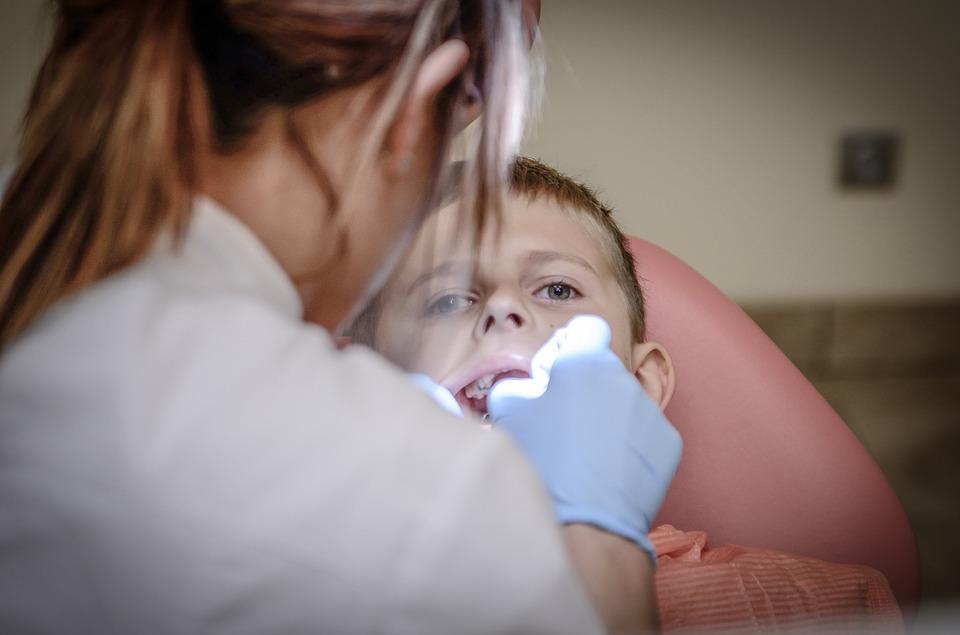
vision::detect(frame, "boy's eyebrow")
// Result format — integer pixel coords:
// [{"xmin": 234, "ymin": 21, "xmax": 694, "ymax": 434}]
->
[
  {"xmin": 406, "ymin": 260, "xmax": 475, "ymax": 293},
  {"xmin": 525, "ymin": 250, "xmax": 598, "ymax": 275}
]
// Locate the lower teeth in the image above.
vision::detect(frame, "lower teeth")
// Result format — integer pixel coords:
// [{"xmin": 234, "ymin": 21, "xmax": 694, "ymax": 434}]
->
[{"xmin": 465, "ymin": 375, "xmax": 495, "ymax": 400}]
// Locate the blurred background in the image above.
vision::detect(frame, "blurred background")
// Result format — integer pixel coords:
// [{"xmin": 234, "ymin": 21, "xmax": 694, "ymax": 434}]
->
[{"xmin": 2, "ymin": 0, "xmax": 958, "ymax": 616}]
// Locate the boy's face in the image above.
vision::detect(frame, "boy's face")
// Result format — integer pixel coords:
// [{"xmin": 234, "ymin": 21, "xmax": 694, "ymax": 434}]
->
[{"xmin": 372, "ymin": 193, "xmax": 669, "ymax": 417}]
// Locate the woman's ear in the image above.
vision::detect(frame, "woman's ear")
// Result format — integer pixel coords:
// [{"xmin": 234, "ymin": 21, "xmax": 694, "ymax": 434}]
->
[
  {"xmin": 630, "ymin": 341, "xmax": 676, "ymax": 410},
  {"xmin": 454, "ymin": 0, "xmax": 539, "ymax": 132},
  {"xmin": 385, "ymin": 39, "xmax": 470, "ymax": 176}
]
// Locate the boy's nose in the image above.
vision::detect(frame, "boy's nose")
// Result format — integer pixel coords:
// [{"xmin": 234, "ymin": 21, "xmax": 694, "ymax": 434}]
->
[{"xmin": 476, "ymin": 291, "xmax": 530, "ymax": 337}]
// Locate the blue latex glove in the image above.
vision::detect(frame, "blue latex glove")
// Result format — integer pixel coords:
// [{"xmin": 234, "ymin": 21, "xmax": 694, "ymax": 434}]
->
[
  {"xmin": 488, "ymin": 315, "xmax": 682, "ymax": 559},
  {"xmin": 407, "ymin": 373, "xmax": 464, "ymax": 418}
]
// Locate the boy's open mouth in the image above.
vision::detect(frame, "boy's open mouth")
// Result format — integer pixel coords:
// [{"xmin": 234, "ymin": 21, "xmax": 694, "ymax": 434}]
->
[{"xmin": 454, "ymin": 368, "xmax": 531, "ymax": 417}]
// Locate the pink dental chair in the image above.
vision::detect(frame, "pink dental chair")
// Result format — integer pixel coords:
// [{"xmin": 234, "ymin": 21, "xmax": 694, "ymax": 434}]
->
[{"xmin": 628, "ymin": 237, "xmax": 920, "ymax": 610}]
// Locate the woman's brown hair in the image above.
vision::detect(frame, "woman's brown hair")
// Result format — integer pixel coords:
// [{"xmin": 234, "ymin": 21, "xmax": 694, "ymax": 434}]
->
[{"xmin": 0, "ymin": 0, "xmax": 533, "ymax": 349}]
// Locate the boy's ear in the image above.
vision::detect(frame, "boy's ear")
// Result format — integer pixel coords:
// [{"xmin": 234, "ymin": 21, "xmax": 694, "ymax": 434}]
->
[
  {"xmin": 385, "ymin": 39, "xmax": 470, "ymax": 176},
  {"xmin": 630, "ymin": 341, "xmax": 676, "ymax": 410}
]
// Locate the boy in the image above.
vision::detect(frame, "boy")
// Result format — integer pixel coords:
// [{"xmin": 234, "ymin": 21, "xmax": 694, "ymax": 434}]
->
[
  {"xmin": 350, "ymin": 157, "xmax": 903, "ymax": 634},
  {"xmin": 351, "ymin": 155, "xmax": 675, "ymax": 631}
]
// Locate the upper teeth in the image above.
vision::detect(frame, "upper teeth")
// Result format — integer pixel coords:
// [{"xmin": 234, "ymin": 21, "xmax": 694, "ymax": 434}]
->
[{"xmin": 465, "ymin": 373, "xmax": 497, "ymax": 400}]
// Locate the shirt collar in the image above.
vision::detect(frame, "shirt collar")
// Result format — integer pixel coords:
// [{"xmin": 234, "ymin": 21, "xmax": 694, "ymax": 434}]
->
[{"xmin": 185, "ymin": 196, "xmax": 303, "ymax": 319}]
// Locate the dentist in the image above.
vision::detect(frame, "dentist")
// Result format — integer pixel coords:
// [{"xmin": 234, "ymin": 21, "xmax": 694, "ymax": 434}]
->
[{"xmin": 0, "ymin": 1, "xmax": 680, "ymax": 633}]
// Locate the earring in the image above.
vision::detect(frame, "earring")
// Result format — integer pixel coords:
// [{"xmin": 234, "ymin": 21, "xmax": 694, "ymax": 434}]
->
[
  {"xmin": 324, "ymin": 63, "xmax": 342, "ymax": 82},
  {"xmin": 397, "ymin": 151, "xmax": 414, "ymax": 174}
]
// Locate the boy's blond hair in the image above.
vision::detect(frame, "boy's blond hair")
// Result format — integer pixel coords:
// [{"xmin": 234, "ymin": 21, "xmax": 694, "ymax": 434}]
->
[
  {"xmin": 511, "ymin": 157, "xmax": 646, "ymax": 341},
  {"xmin": 351, "ymin": 157, "xmax": 646, "ymax": 344}
]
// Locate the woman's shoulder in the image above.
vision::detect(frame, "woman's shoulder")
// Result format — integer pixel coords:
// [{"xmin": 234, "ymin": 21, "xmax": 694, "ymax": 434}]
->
[
  {"xmin": 0, "ymin": 250, "xmax": 513, "ymax": 509},
  {"xmin": 1, "ymin": 248, "xmax": 475, "ymax": 442}
]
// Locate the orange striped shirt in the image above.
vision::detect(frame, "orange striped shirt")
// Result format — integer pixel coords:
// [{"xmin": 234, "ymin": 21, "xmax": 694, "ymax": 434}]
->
[{"xmin": 651, "ymin": 525, "xmax": 904, "ymax": 634}]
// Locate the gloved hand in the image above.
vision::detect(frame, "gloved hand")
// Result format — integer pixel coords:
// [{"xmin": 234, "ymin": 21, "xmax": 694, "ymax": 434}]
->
[
  {"xmin": 488, "ymin": 315, "xmax": 682, "ymax": 560},
  {"xmin": 407, "ymin": 373, "xmax": 463, "ymax": 418}
]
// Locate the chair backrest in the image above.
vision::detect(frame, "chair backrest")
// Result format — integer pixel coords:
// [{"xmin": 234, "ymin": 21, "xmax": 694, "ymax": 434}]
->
[{"xmin": 629, "ymin": 237, "xmax": 920, "ymax": 609}]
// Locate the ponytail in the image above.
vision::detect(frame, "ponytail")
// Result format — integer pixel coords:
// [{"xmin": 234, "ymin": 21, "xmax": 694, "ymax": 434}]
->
[
  {"xmin": 0, "ymin": 1, "xmax": 209, "ymax": 349},
  {"xmin": 0, "ymin": 0, "xmax": 533, "ymax": 351}
]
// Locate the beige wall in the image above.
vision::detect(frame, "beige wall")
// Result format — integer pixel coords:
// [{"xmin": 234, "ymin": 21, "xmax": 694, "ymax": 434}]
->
[
  {"xmin": 1, "ymin": 1, "xmax": 958, "ymax": 302},
  {"xmin": 523, "ymin": 0, "xmax": 960, "ymax": 302}
]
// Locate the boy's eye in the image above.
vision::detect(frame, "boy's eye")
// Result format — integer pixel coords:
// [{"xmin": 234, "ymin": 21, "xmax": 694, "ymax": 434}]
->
[
  {"xmin": 427, "ymin": 293, "xmax": 475, "ymax": 316},
  {"xmin": 536, "ymin": 282, "xmax": 579, "ymax": 301}
]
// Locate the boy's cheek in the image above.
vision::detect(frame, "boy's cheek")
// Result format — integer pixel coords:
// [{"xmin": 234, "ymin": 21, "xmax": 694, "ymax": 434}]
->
[
  {"xmin": 539, "ymin": 304, "xmax": 634, "ymax": 362},
  {"xmin": 403, "ymin": 321, "xmax": 475, "ymax": 378}
]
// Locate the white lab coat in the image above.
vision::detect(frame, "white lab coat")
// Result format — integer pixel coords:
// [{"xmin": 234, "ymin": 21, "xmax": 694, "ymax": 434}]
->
[{"xmin": 0, "ymin": 198, "xmax": 603, "ymax": 634}]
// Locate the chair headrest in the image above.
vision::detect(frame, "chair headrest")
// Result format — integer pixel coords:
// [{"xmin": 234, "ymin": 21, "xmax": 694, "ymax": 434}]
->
[{"xmin": 629, "ymin": 237, "xmax": 920, "ymax": 608}]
